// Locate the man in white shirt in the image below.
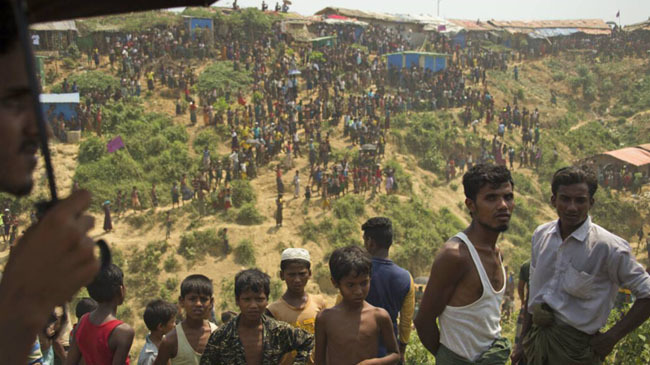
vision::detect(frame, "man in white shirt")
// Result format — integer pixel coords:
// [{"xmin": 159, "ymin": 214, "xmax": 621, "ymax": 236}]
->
[{"xmin": 512, "ymin": 166, "xmax": 650, "ymax": 365}]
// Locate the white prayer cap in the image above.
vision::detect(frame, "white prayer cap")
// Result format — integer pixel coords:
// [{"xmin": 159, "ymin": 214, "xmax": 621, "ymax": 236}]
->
[{"xmin": 281, "ymin": 248, "xmax": 310, "ymax": 263}]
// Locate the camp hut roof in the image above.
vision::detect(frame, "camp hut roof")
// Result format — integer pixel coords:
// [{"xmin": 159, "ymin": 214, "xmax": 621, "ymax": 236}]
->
[
  {"xmin": 626, "ymin": 18, "xmax": 650, "ymax": 32},
  {"xmin": 488, "ymin": 19, "xmax": 610, "ymax": 36},
  {"xmin": 31, "ymin": 20, "xmax": 78, "ymax": 32},
  {"xmin": 315, "ymin": 7, "xmax": 398, "ymax": 23},
  {"xmin": 40, "ymin": 93, "xmax": 80, "ymax": 104},
  {"xmin": 638, "ymin": 144, "xmax": 650, "ymax": 153},
  {"xmin": 596, "ymin": 147, "xmax": 650, "ymax": 167},
  {"xmin": 447, "ymin": 19, "xmax": 497, "ymax": 32}
]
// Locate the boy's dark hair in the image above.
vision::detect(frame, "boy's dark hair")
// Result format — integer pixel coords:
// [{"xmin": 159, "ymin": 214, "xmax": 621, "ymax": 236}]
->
[
  {"xmin": 361, "ymin": 217, "xmax": 393, "ymax": 249},
  {"xmin": 234, "ymin": 269, "xmax": 270, "ymax": 299},
  {"xmin": 0, "ymin": 0, "xmax": 18, "ymax": 55},
  {"xmin": 280, "ymin": 259, "xmax": 311, "ymax": 271},
  {"xmin": 329, "ymin": 245, "xmax": 372, "ymax": 283},
  {"xmin": 462, "ymin": 164, "xmax": 514, "ymax": 201},
  {"xmin": 551, "ymin": 166, "xmax": 598, "ymax": 198},
  {"xmin": 86, "ymin": 263, "xmax": 124, "ymax": 303},
  {"xmin": 221, "ymin": 310, "xmax": 237, "ymax": 324},
  {"xmin": 143, "ymin": 299, "xmax": 178, "ymax": 332},
  {"xmin": 180, "ymin": 274, "xmax": 213, "ymax": 299},
  {"xmin": 75, "ymin": 298, "xmax": 98, "ymax": 319}
]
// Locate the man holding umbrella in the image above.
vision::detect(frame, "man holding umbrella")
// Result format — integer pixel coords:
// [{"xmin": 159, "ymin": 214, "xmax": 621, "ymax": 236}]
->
[{"xmin": 0, "ymin": 2, "xmax": 100, "ymax": 362}]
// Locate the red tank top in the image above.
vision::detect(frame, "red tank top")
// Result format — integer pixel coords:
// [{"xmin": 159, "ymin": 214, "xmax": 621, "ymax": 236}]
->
[{"xmin": 75, "ymin": 314, "xmax": 130, "ymax": 365}]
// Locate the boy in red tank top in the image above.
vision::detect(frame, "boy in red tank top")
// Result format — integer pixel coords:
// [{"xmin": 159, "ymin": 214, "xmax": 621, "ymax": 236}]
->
[{"xmin": 67, "ymin": 264, "xmax": 135, "ymax": 365}]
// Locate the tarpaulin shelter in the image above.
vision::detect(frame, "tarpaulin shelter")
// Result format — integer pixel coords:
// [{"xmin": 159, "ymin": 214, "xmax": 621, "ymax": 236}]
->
[
  {"xmin": 386, "ymin": 51, "xmax": 449, "ymax": 72},
  {"xmin": 183, "ymin": 15, "xmax": 214, "ymax": 38},
  {"xmin": 40, "ymin": 93, "xmax": 80, "ymax": 122},
  {"xmin": 311, "ymin": 35, "xmax": 337, "ymax": 48}
]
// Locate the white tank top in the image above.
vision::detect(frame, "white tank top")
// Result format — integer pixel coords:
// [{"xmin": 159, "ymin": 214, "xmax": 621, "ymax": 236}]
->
[
  {"xmin": 438, "ymin": 232, "xmax": 506, "ymax": 361},
  {"xmin": 172, "ymin": 321, "xmax": 218, "ymax": 365}
]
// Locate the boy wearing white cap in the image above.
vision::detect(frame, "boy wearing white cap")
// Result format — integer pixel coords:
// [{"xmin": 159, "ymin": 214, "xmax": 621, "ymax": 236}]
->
[{"xmin": 267, "ymin": 248, "xmax": 327, "ymax": 365}]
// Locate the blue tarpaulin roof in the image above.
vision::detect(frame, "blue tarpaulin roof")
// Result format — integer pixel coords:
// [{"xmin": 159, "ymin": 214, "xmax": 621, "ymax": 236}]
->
[{"xmin": 39, "ymin": 93, "xmax": 80, "ymax": 104}]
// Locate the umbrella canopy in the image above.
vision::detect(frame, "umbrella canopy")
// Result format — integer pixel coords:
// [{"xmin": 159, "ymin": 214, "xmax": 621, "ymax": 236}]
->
[
  {"xmin": 361, "ymin": 144, "xmax": 377, "ymax": 151},
  {"xmin": 288, "ymin": 69, "xmax": 301, "ymax": 76},
  {"xmin": 27, "ymin": 0, "xmax": 216, "ymax": 24}
]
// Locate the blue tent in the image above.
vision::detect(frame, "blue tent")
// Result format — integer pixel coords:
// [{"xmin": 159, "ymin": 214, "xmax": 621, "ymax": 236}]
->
[
  {"xmin": 386, "ymin": 51, "xmax": 449, "ymax": 73},
  {"xmin": 184, "ymin": 16, "xmax": 213, "ymax": 39},
  {"xmin": 40, "ymin": 93, "xmax": 79, "ymax": 122}
]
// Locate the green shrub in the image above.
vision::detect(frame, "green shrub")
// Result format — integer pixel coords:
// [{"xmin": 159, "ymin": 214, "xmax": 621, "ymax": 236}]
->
[
  {"xmin": 163, "ymin": 254, "xmax": 179, "ymax": 272},
  {"xmin": 52, "ymin": 70, "xmax": 119, "ymax": 95},
  {"xmin": 236, "ymin": 203, "xmax": 264, "ymax": 225},
  {"xmin": 332, "ymin": 195, "xmax": 365, "ymax": 220},
  {"xmin": 231, "ymin": 179, "xmax": 256, "ymax": 207},
  {"xmin": 62, "ymin": 57, "xmax": 78, "ymax": 70},
  {"xmin": 178, "ymin": 228, "xmax": 223, "ymax": 262},
  {"xmin": 197, "ymin": 61, "xmax": 253, "ymax": 95},
  {"xmin": 234, "ymin": 239, "xmax": 256, "ymax": 266},
  {"xmin": 193, "ymin": 129, "xmax": 223, "ymax": 154},
  {"xmin": 78, "ymin": 136, "xmax": 105, "ymax": 163}
]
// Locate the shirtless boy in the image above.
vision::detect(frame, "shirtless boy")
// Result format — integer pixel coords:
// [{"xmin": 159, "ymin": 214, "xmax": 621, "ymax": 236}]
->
[
  {"xmin": 315, "ymin": 245, "xmax": 400, "ymax": 365},
  {"xmin": 154, "ymin": 275, "xmax": 217, "ymax": 365}
]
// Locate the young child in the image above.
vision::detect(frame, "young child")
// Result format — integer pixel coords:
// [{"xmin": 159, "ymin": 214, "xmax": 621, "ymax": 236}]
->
[
  {"xmin": 137, "ymin": 300, "xmax": 178, "ymax": 365},
  {"xmin": 200, "ymin": 269, "xmax": 314, "ymax": 364},
  {"xmin": 67, "ymin": 264, "xmax": 135, "ymax": 364},
  {"xmin": 267, "ymin": 248, "xmax": 327, "ymax": 365},
  {"xmin": 315, "ymin": 246, "xmax": 400, "ymax": 365},
  {"xmin": 154, "ymin": 275, "xmax": 217, "ymax": 365}
]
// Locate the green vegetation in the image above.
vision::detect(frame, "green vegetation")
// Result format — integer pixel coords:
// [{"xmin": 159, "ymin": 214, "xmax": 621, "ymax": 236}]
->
[
  {"xmin": 177, "ymin": 229, "xmax": 225, "ymax": 262},
  {"xmin": 197, "ymin": 61, "xmax": 253, "ymax": 95},
  {"xmin": 51, "ymin": 70, "xmax": 119, "ymax": 96},
  {"xmin": 231, "ymin": 179, "xmax": 256, "ymax": 207},
  {"xmin": 234, "ymin": 239, "xmax": 256, "ymax": 266},
  {"xmin": 235, "ymin": 203, "xmax": 264, "ymax": 225},
  {"xmin": 74, "ymin": 101, "xmax": 191, "ymax": 208},
  {"xmin": 76, "ymin": 10, "xmax": 181, "ymax": 33},
  {"xmin": 125, "ymin": 241, "xmax": 167, "ymax": 306}
]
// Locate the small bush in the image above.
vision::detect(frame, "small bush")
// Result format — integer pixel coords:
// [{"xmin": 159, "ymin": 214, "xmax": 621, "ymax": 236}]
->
[
  {"xmin": 231, "ymin": 179, "xmax": 256, "ymax": 207},
  {"xmin": 163, "ymin": 254, "xmax": 179, "ymax": 272},
  {"xmin": 62, "ymin": 57, "xmax": 78, "ymax": 70},
  {"xmin": 234, "ymin": 239, "xmax": 256, "ymax": 266},
  {"xmin": 178, "ymin": 228, "xmax": 223, "ymax": 262},
  {"xmin": 332, "ymin": 195, "xmax": 365, "ymax": 220},
  {"xmin": 236, "ymin": 203, "xmax": 264, "ymax": 225}
]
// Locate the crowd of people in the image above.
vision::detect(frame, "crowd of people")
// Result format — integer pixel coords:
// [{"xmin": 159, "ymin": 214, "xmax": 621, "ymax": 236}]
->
[{"xmin": 3, "ymin": 1, "xmax": 650, "ymax": 365}]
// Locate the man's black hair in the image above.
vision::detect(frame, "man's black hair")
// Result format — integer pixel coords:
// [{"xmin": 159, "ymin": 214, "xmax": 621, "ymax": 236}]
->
[
  {"xmin": 75, "ymin": 298, "xmax": 98, "ymax": 319},
  {"xmin": 143, "ymin": 299, "xmax": 178, "ymax": 332},
  {"xmin": 551, "ymin": 165, "xmax": 598, "ymax": 198},
  {"xmin": 180, "ymin": 274, "xmax": 213, "ymax": 299},
  {"xmin": 462, "ymin": 164, "xmax": 514, "ymax": 201},
  {"xmin": 280, "ymin": 258, "xmax": 311, "ymax": 271},
  {"xmin": 0, "ymin": 0, "xmax": 18, "ymax": 55},
  {"xmin": 329, "ymin": 245, "xmax": 372, "ymax": 283},
  {"xmin": 86, "ymin": 263, "xmax": 124, "ymax": 303},
  {"xmin": 361, "ymin": 217, "xmax": 393, "ymax": 249},
  {"xmin": 234, "ymin": 268, "xmax": 270, "ymax": 299}
]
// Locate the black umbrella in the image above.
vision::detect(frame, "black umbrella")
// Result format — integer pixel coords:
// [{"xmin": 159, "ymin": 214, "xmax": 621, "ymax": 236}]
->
[
  {"xmin": 10, "ymin": 0, "xmax": 217, "ymax": 269},
  {"xmin": 26, "ymin": 0, "xmax": 215, "ymax": 23}
]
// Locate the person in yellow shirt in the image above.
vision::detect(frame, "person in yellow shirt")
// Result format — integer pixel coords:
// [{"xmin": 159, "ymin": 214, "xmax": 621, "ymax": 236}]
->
[{"xmin": 267, "ymin": 248, "xmax": 326, "ymax": 365}]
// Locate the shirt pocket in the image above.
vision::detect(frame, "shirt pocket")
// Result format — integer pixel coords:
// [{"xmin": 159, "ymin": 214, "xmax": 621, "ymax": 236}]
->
[{"xmin": 562, "ymin": 264, "xmax": 595, "ymax": 300}]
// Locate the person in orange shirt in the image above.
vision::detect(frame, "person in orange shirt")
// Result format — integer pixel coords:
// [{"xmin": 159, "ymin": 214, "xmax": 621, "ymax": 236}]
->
[{"xmin": 267, "ymin": 248, "xmax": 326, "ymax": 365}]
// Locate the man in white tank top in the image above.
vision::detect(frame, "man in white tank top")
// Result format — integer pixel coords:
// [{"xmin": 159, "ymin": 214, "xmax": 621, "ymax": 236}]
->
[{"xmin": 414, "ymin": 164, "xmax": 514, "ymax": 364}]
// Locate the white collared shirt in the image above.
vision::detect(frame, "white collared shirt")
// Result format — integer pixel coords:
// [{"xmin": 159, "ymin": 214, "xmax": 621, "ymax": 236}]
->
[{"xmin": 528, "ymin": 216, "xmax": 650, "ymax": 334}]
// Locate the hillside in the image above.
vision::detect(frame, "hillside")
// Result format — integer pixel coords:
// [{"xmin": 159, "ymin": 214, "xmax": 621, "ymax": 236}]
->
[{"xmin": 1, "ymin": 11, "xmax": 649, "ymax": 362}]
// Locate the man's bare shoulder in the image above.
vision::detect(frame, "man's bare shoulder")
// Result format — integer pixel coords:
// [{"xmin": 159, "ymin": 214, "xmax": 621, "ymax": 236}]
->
[{"xmin": 436, "ymin": 237, "xmax": 471, "ymax": 263}]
